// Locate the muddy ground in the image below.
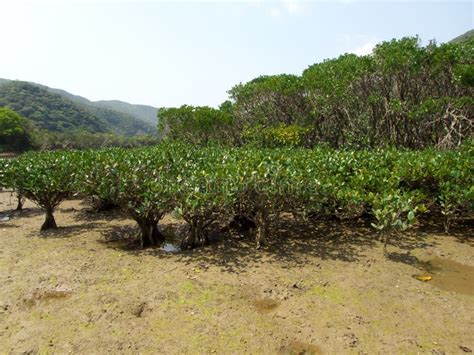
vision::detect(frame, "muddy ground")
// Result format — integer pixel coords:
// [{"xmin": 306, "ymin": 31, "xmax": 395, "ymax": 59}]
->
[{"xmin": 0, "ymin": 191, "xmax": 473, "ymax": 354}]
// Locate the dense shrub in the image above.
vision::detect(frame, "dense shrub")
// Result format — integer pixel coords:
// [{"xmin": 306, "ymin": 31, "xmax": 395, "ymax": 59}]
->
[
  {"xmin": 2, "ymin": 142, "xmax": 472, "ymax": 248},
  {"xmin": 160, "ymin": 37, "xmax": 473, "ymax": 150}
]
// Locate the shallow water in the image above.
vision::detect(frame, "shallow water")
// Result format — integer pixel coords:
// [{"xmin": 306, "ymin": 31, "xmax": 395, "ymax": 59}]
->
[
  {"xmin": 162, "ymin": 243, "xmax": 180, "ymax": 253},
  {"xmin": 419, "ymin": 256, "xmax": 474, "ymax": 296}
]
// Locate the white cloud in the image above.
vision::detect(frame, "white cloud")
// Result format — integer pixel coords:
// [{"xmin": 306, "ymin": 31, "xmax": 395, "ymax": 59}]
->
[{"xmin": 351, "ymin": 41, "xmax": 376, "ymax": 55}]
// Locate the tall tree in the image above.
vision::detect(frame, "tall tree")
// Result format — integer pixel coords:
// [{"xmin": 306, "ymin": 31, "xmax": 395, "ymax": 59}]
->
[{"xmin": 0, "ymin": 107, "xmax": 34, "ymax": 152}]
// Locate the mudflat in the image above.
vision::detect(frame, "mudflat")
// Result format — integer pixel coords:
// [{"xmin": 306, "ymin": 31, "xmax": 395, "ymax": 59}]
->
[{"xmin": 0, "ymin": 191, "xmax": 473, "ymax": 354}]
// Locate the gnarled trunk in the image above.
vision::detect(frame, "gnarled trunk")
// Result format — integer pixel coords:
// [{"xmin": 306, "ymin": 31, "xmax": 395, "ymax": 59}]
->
[
  {"xmin": 15, "ymin": 194, "xmax": 24, "ymax": 212},
  {"xmin": 230, "ymin": 213, "xmax": 257, "ymax": 233},
  {"xmin": 41, "ymin": 208, "xmax": 57, "ymax": 231},
  {"xmin": 181, "ymin": 218, "xmax": 210, "ymax": 250},
  {"xmin": 138, "ymin": 221, "xmax": 165, "ymax": 248}
]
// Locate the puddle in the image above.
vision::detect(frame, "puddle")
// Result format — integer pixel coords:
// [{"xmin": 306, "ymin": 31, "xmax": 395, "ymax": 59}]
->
[
  {"xmin": 162, "ymin": 243, "xmax": 180, "ymax": 253},
  {"xmin": 417, "ymin": 257, "xmax": 474, "ymax": 296},
  {"xmin": 279, "ymin": 340, "xmax": 323, "ymax": 355},
  {"xmin": 100, "ymin": 228, "xmax": 181, "ymax": 253},
  {"xmin": 161, "ymin": 226, "xmax": 182, "ymax": 253},
  {"xmin": 253, "ymin": 298, "xmax": 280, "ymax": 313}
]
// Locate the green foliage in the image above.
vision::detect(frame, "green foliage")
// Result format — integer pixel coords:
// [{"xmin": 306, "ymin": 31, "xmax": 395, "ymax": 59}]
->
[
  {"xmin": 242, "ymin": 124, "xmax": 311, "ymax": 148},
  {"xmin": 452, "ymin": 39, "xmax": 474, "ymax": 88},
  {"xmin": 369, "ymin": 190, "xmax": 427, "ymax": 253},
  {"xmin": 34, "ymin": 131, "xmax": 159, "ymax": 150},
  {"xmin": 158, "ymin": 36, "xmax": 472, "ymax": 150},
  {"xmin": 0, "ymin": 107, "xmax": 35, "ymax": 152},
  {"xmin": 299, "ymin": 37, "xmax": 474, "ymax": 149},
  {"xmin": 454, "ymin": 64, "xmax": 474, "ymax": 87},
  {"xmin": 0, "ymin": 159, "xmax": 8, "ymax": 189},
  {"xmin": 3, "ymin": 143, "xmax": 472, "ymax": 250},
  {"xmin": 3, "ymin": 32, "xmax": 474, "ymax": 251},
  {"xmin": 0, "ymin": 81, "xmax": 107, "ymax": 133},
  {"xmin": 158, "ymin": 105, "xmax": 233, "ymax": 145},
  {"xmin": 4, "ymin": 151, "xmax": 82, "ymax": 230},
  {"xmin": 173, "ymin": 146, "xmax": 239, "ymax": 248},
  {"xmin": 228, "ymin": 74, "xmax": 310, "ymax": 145}
]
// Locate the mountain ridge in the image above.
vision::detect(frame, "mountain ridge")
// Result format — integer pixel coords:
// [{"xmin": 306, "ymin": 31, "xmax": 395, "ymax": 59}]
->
[
  {"xmin": 0, "ymin": 78, "xmax": 159, "ymax": 128},
  {"xmin": 0, "ymin": 80, "xmax": 156, "ymax": 136}
]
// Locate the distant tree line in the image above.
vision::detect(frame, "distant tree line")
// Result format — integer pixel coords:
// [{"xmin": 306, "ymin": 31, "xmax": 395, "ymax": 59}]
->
[{"xmin": 159, "ymin": 37, "xmax": 473, "ymax": 149}]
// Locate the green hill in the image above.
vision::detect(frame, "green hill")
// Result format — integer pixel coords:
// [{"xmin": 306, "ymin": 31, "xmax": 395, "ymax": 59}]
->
[
  {"xmin": 450, "ymin": 29, "xmax": 474, "ymax": 43},
  {"xmin": 0, "ymin": 80, "xmax": 156, "ymax": 136},
  {"xmin": 41, "ymin": 85, "xmax": 158, "ymax": 126},
  {"xmin": 92, "ymin": 100, "xmax": 158, "ymax": 126}
]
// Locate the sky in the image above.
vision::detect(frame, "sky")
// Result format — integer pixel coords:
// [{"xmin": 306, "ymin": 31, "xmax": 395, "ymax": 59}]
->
[{"xmin": 0, "ymin": 0, "xmax": 472, "ymax": 108}]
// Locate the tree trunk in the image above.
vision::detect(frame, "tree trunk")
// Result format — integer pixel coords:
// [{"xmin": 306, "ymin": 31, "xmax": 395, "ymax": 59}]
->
[
  {"xmin": 138, "ymin": 222, "xmax": 164, "ymax": 248},
  {"xmin": 230, "ymin": 214, "xmax": 256, "ymax": 232},
  {"xmin": 443, "ymin": 217, "xmax": 451, "ymax": 234},
  {"xmin": 41, "ymin": 208, "xmax": 57, "ymax": 231},
  {"xmin": 15, "ymin": 194, "xmax": 24, "ymax": 212},
  {"xmin": 255, "ymin": 210, "xmax": 269, "ymax": 249},
  {"xmin": 383, "ymin": 232, "xmax": 390, "ymax": 256},
  {"xmin": 181, "ymin": 219, "xmax": 210, "ymax": 250},
  {"xmin": 151, "ymin": 224, "xmax": 165, "ymax": 245}
]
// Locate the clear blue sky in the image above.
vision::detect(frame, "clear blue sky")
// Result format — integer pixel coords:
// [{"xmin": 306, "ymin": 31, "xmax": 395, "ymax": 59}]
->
[{"xmin": 0, "ymin": 1, "xmax": 472, "ymax": 108}]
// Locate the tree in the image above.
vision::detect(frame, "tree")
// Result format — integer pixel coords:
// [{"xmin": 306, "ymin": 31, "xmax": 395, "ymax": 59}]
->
[
  {"xmin": 302, "ymin": 53, "xmax": 374, "ymax": 148},
  {"xmin": 5, "ymin": 151, "xmax": 81, "ymax": 230},
  {"xmin": 158, "ymin": 105, "xmax": 233, "ymax": 145},
  {"xmin": 0, "ymin": 107, "xmax": 34, "ymax": 152},
  {"xmin": 228, "ymin": 74, "xmax": 311, "ymax": 145},
  {"xmin": 173, "ymin": 146, "xmax": 238, "ymax": 249}
]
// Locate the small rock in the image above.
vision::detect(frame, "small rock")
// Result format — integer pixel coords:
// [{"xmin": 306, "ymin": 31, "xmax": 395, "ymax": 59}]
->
[{"xmin": 460, "ymin": 345, "xmax": 472, "ymax": 353}]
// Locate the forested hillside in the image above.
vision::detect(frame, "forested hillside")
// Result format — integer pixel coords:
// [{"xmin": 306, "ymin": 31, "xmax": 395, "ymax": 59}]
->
[
  {"xmin": 0, "ymin": 81, "xmax": 156, "ymax": 136},
  {"xmin": 0, "ymin": 81, "xmax": 108, "ymax": 133},
  {"xmin": 92, "ymin": 100, "xmax": 158, "ymax": 126},
  {"xmin": 44, "ymin": 87, "xmax": 159, "ymax": 126}
]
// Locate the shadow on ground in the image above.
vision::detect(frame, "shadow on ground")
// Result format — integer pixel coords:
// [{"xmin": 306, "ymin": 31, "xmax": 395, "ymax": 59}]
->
[
  {"xmin": 386, "ymin": 251, "xmax": 433, "ymax": 270},
  {"xmin": 99, "ymin": 216, "xmax": 379, "ymax": 272},
  {"xmin": 73, "ymin": 207, "xmax": 130, "ymax": 223},
  {"xmin": 1, "ymin": 207, "xmax": 45, "ymax": 219},
  {"xmin": 28, "ymin": 222, "xmax": 103, "ymax": 239},
  {"xmin": 96, "ymin": 213, "xmax": 472, "ymax": 273},
  {"xmin": 98, "ymin": 225, "xmax": 139, "ymax": 248}
]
